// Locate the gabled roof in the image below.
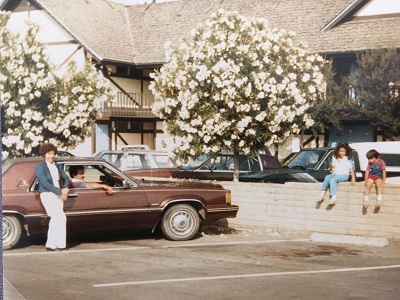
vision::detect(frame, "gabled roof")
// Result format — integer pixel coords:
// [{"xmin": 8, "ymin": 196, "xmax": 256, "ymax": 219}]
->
[
  {"xmin": 3, "ymin": 0, "xmax": 400, "ymax": 66},
  {"xmin": 320, "ymin": 0, "xmax": 365, "ymax": 32}
]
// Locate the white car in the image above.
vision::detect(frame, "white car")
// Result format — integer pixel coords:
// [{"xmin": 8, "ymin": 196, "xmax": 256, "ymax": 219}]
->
[
  {"xmin": 119, "ymin": 144, "xmax": 150, "ymax": 151},
  {"xmin": 94, "ymin": 149, "xmax": 177, "ymax": 170},
  {"xmin": 349, "ymin": 142, "xmax": 400, "ymax": 174}
]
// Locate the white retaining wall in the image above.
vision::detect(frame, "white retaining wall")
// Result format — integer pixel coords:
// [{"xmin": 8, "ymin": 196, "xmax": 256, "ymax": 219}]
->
[{"xmin": 220, "ymin": 181, "xmax": 400, "ymax": 238}]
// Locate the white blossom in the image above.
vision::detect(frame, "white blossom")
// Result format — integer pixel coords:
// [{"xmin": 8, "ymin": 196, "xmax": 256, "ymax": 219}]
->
[{"xmin": 150, "ymin": 9, "xmax": 327, "ymax": 169}]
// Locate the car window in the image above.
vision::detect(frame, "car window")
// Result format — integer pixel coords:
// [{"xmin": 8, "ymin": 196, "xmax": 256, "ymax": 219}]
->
[
  {"xmin": 205, "ymin": 156, "xmax": 255, "ymax": 172},
  {"xmin": 121, "ymin": 154, "xmax": 151, "ymax": 169},
  {"xmin": 319, "ymin": 151, "xmax": 333, "ymax": 170},
  {"xmin": 182, "ymin": 155, "xmax": 209, "ymax": 170},
  {"xmin": 66, "ymin": 164, "xmax": 126, "ymax": 188},
  {"xmin": 78, "ymin": 166, "xmax": 105, "ymax": 183},
  {"xmin": 30, "ymin": 163, "xmax": 132, "ymax": 192},
  {"xmin": 287, "ymin": 150, "xmax": 328, "ymax": 169},
  {"xmin": 247, "ymin": 158, "xmax": 261, "ymax": 172},
  {"xmin": 152, "ymin": 154, "xmax": 176, "ymax": 168},
  {"xmin": 379, "ymin": 153, "xmax": 400, "ymax": 167},
  {"xmin": 239, "ymin": 156, "xmax": 255, "ymax": 172},
  {"xmin": 205, "ymin": 156, "xmax": 233, "ymax": 170},
  {"xmin": 100, "ymin": 153, "xmax": 123, "ymax": 167}
]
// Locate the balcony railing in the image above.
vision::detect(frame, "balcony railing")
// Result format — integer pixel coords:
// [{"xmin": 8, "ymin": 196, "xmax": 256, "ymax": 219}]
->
[{"xmin": 101, "ymin": 92, "xmax": 156, "ymax": 118}]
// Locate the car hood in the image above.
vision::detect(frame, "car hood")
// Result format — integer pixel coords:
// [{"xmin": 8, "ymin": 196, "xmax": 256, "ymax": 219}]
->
[
  {"xmin": 239, "ymin": 167, "xmax": 306, "ymax": 179},
  {"xmin": 140, "ymin": 179, "xmax": 224, "ymax": 189},
  {"xmin": 126, "ymin": 167, "xmax": 179, "ymax": 173}
]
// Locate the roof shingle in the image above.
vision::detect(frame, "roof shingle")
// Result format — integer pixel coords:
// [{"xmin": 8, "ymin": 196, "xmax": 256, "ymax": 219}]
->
[{"xmin": 29, "ymin": 0, "xmax": 400, "ymax": 65}]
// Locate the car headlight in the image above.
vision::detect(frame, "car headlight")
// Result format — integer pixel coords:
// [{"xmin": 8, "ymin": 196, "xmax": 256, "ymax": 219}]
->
[{"xmin": 226, "ymin": 191, "xmax": 232, "ymax": 204}]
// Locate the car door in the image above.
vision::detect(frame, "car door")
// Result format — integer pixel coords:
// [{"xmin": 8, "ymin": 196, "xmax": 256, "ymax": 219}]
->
[
  {"xmin": 63, "ymin": 163, "xmax": 153, "ymax": 234},
  {"xmin": 192, "ymin": 155, "xmax": 235, "ymax": 180},
  {"xmin": 311, "ymin": 150, "xmax": 334, "ymax": 181}
]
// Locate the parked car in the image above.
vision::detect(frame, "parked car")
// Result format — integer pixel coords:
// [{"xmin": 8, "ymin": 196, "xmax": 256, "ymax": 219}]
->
[
  {"xmin": 57, "ymin": 150, "xmax": 75, "ymax": 157},
  {"xmin": 2, "ymin": 150, "xmax": 74, "ymax": 161},
  {"xmin": 349, "ymin": 142, "xmax": 400, "ymax": 174},
  {"xmin": 94, "ymin": 150, "xmax": 177, "ymax": 170},
  {"xmin": 239, "ymin": 168, "xmax": 319, "ymax": 183},
  {"xmin": 241, "ymin": 142, "xmax": 400, "ymax": 183},
  {"xmin": 128, "ymin": 152, "xmax": 282, "ymax": 181},
  {"xmin": 120, "ymin": 144, "xmax": 150, "ymax": 151},
  {"xmin": 2, "ymin": 157, "xmax": 238, "ymax": 250}
]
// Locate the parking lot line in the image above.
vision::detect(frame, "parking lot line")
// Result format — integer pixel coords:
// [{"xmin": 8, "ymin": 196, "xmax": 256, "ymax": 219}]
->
[
  {"xmin": 3, "ymin": 239, "xmax": 311, "ymax": 257},
  {"xmin": 3, "ymin": 277, "xmax": 27, "ymax": 300},
  {"xmin": 93, "ymin": 264, "xmax": 400, "ymax": 288}
]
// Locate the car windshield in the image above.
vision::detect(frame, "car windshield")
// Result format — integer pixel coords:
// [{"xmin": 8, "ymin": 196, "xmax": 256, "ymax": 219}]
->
[
  {"xmin": 151, "ymin": 154, "xmax": 178, "ymax": 168},
  {"xmin": 180, "ymin": 155, "xmax": 209, "ymax": 170},
  {"xmin": 286, "ymin": 150, "xmax": 328, "ymax": 169},
  {"xmin": 2, "ymin": 159, "xmax": 13, "ymax": 174}
]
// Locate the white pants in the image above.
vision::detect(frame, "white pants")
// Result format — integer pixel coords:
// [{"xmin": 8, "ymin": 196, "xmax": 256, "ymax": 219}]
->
[{"xmin": 40, "ymin": 192, "xmax": 67, "ymax": 249}]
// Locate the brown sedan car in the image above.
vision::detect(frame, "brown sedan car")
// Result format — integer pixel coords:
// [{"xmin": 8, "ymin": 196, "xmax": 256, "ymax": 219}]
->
[{"xmin": 2, "ymin": 157, "xmax": 238, "ymax": 250}]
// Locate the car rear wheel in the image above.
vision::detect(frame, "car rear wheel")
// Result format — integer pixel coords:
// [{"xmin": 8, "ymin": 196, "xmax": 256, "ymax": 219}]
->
[
  {"xmin": 161, "ymin": 204, "xmax": 200, "ymax": 241},
  {"xmin": 3, "ymin": 215, "xmax": 23, "ymax": 250}
]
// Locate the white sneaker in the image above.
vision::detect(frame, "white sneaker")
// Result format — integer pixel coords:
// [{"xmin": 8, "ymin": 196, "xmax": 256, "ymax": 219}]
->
[{"xmin": 329, "ymin": 196, "xmax": 336, "ymax": 205}]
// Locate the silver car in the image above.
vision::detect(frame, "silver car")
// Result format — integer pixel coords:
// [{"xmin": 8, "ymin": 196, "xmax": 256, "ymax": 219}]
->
[{"xmin": 94, "ymin": 150, "xmax": 177, "ymax": 170}]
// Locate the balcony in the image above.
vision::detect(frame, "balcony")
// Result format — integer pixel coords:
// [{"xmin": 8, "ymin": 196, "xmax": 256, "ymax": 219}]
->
[{"xmin": 100, "ymin": 92, "xmax": 156, "ymax": 118}]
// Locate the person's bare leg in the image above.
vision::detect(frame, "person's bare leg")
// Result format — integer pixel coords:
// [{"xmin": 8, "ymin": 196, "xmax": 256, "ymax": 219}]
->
[
  {"xmin": 363, "ymin": 178, "xmax": 374, "ymax": 207},
  {"xmin": 375, "ymin": 178, "xmax": 383, "ymax": 207}
]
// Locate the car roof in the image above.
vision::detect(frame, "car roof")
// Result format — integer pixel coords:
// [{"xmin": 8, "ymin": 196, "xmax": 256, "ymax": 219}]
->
[
  {"xmin": 3, "ymin": 157, "xmax": 106, "ymax": 164},
  {"xmin": 2, "ymin": 157, "xmax": 109, "ymax": 175},
  {"xmin": 96, "ymin": 150, "xmax": 169, "ymax": 154},
  {"xmin": 300, "ymin": 147, "xmax": 334, "ymax": 151}
]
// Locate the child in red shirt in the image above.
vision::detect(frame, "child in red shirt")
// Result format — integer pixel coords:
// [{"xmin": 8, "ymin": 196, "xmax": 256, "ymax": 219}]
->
[{"xmin": 363, "ymin": 149, "xmax": 386, "ymax": 208}]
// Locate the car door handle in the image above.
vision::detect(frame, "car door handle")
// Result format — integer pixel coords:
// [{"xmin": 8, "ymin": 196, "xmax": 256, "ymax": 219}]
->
[{"xmin": 68, "ymin": 193, "xmax": 79, "ymax": 198}]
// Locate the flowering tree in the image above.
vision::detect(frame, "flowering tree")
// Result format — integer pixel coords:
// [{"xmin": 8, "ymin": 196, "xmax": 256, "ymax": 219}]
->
[
  {"xmin": 150, "ymin": 10, "xmax": 328, "ymax": 180},
  {"xmin": 42, "ymin": 62, "xmax": 113, "ymax": 150},
  {"xmin": 0, "ymin": 12, "xmax": 115, "ymax": 157}
]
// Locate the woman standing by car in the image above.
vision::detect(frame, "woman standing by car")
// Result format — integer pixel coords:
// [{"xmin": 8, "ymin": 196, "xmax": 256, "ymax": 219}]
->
[{"xmin": 35, "ymin": 143, "xmax": 70, "ymax": 251}]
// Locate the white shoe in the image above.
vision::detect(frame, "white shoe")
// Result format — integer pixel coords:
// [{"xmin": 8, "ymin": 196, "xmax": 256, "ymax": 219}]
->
[
  {"xmin": 329, "ymin": 196, "xmax": 336, "ymax": 205},
  {"xmin": 363, "ymin": 201, "xmax": 369, "ymax": 208},
  {"xmin": 376, "ymin": 201, "xmax": 382, "ymax": 208}
]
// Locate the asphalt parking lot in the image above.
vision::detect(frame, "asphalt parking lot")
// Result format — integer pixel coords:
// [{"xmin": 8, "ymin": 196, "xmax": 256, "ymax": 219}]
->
[{"xmin": 4, "ymin": 224, "xmax": 400, "ymax": 300}]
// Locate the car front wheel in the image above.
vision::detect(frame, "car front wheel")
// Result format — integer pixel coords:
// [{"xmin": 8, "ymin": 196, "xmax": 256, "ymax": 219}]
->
[
  {"xmin": 161, "ymin": 204, "xmax": 200, "ymax": 241},
  {"xmin": 3, "ymin": 215, "xmax": 23, "ymax": 250}
]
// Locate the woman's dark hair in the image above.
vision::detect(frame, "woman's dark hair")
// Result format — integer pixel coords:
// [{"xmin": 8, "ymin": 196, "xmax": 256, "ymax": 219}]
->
[
  {"xmin": 334, "ymin": 142, "xmax": 353, "ymax": 159},
  {"xmin": 39, "ymin": 143, "xmax": 58, "ymax": 158}
]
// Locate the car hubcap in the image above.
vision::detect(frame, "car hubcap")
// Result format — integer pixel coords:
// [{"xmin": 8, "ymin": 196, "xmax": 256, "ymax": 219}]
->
[
  {"xmin": 171, "ymin": 212, "xmax": 193, "ymax": 235},
  {"xmin": 2, "ymin": 219, "xmax": 12, "ymax": 242}
]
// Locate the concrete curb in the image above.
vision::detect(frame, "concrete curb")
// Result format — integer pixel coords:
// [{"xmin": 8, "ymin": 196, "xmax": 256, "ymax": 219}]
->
[{"xmin": 311, "ymin": 233, "xmax": 389, "ymax": 247}]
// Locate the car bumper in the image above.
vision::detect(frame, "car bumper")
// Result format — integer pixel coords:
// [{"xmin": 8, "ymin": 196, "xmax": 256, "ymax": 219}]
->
[{"xmin": 205, "ymin": 205, "xmax": 239, "ymax": 220}]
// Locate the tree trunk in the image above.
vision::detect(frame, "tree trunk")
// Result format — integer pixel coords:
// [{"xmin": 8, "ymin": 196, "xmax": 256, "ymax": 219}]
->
[{"xmin": 233, "ymin": 143, "xmax": 240, "ymax": 182}]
